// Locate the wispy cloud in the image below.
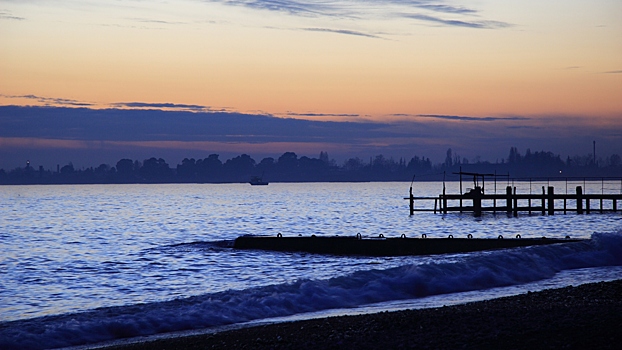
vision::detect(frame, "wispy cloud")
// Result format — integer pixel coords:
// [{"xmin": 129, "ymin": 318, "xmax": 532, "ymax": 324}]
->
[
  {"xmin": 206, "ymin": 1, "xmax": 510, "ymax": 29},
  {"xmin": 1, "ymin": 94, "xmax": 93, "ymax": 106},
  {"xmin": 126, "ymin": 17, "xmax": 187, "ymax": 25},
  {"xmin": 113, "ymin": 102, "xmax": 207, "ymax": 110},
  {"xmin": 302, "ymin": 27, "xmax": 383, "ymax": 39},
  {"xmin": 212, "ymin": 0, "xmax": 341, "ymax": 17},
  {"xmin": 416, "ymin": 4, "xmax": 476, "ymax": 15},
  {"xmin": 507, "ymin": 125, "xmax": 540, "ymax": 130},
  {"xmin": 286, "ymin": 112, "xmax": 360, "ymax": 117},
  {"xmin": 402, "ymin": 13, "xmax": 511, "ymax": 29},
  {"xmin": 416, "ymin": 114, "xmax": 529, "ymax": 122},
  {"xmin": 0, "ymin": 10, "xmax": 25, "ymax": 21},
  {"xmin": 603, "ymin": 70, "xmax": 622, "ymax": 74}
]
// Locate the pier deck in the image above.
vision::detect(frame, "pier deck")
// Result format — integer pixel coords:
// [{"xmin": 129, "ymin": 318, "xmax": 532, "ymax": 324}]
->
[{"xmin": 406, "ymin": 175, "xmax": 622, "ymax": 216}]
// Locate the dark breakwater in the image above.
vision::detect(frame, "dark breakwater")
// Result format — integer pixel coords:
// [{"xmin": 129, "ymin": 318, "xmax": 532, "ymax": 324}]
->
[{"xmin": 233, "ymin": 234, "xmax": 583, "ymax": 256}]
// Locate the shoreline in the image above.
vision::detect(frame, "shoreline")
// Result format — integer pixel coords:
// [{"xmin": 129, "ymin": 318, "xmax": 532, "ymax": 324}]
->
[{"xmin": 97, "ymin": 279, "xmax": 622, "ymax": 350}]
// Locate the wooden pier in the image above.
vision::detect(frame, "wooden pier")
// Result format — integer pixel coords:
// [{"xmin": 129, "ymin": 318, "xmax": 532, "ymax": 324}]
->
[{"xmin": 406, "ymin": 174, "xmax": 622, "ymax": 216}]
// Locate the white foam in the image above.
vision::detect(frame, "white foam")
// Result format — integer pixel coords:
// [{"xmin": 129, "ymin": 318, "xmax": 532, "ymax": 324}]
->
[{"xmin": 1, "ymin": 232, "xmax": 621, "ymax": 350}]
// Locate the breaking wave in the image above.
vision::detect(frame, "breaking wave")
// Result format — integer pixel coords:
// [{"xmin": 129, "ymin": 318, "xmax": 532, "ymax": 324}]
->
[{"xmin": 1, "ymin": 232, "xmax": 621, "ymax": 350}]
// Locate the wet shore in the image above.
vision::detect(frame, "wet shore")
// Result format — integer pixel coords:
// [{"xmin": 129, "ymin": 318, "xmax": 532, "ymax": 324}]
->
[{"xmin": 101, "ymin": 279, "xmax": 622, "ymax": 350}]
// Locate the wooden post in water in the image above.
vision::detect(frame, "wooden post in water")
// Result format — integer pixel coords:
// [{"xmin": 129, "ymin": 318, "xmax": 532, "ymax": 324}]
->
[
  {"xmin": 473, "ymin": 187, "xmax": 482, "ymax": 217},
  {"xmin": 614, "ymin": 198, "xmax": 618, "ymax": 212},
  {"xmin": 442, "ymin": 187, "xmax": 448, "ymax": 214},
  {"xmin": 541, "ymin": 186, "xmax": 546, "ymax": 215},
  {"xmin": 547, "ymin": 186, "xmax": 555, "ymax": 215},
  {"xmin": 409, "ymin": 187, "xmax": 414, "ymax": 216},
  {"xmin": 506, "ymin": 186, "xmax": 512, "ymax": 215},
  {"xmin": 459, "ymin": 168, "xmax": 463, "ymax": 213},
  {"xmin": 586, "ymin": 196, "xmax": 591, "ymax": 214},
  {"xmin": 513, "ymin": 187, "xmax": 518, "ymax": 217},
  {"xmin": 576, "ymin": 186, "xmax": 583, "ymax": 214}
]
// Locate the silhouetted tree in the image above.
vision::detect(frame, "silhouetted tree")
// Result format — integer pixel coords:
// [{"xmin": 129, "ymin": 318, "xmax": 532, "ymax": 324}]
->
[
  {"xmin": 196, "ymin": 154, "xmax": 222, "ymax": 180},
  {"xmin": 177, "ymin": 158, "xmax": 197, "ymax": 180},
  {"xmin": 444, "ymin": 148, "xmax": 453, "ymax": 168},
  {"xmin": 343, "ymin": 157, "xmax": 365, "ymax": 172},
  {"xmin": 256, "ymin": 157, "xmax": 275, "ymax": 175},
  {"xmin": 60, "ymin": 163, "xmax": 74, "ymax": 174},
  {"xmin": 608, "ymin": 154, "xmax": 621, "ymax": 167},
  {"xmin": 278, "ymin": 152, "xmax": 298, "ymax": 169},
  {"xmin": 508, "ymin": 147, "xmax": 520, "ymax": 164},
  {"xmin": 223, "ymin": 154, "xmax": 255, "ymax": 180},
  {"xmin": 407, "ymin": 156, "xmax": 432, "ymax": 173},
  {"xmin": 140, "ymin": 157, "xmax": 172, "ymax": 181},
  {"xmin": 319, "ymin": 151, "xmax": 329, "ymax": 164},
  {"xmin": 116, "ymin": 159, "xmax": 134, "ymax": 176},
  {"xmin": 258, "ymin": 157, "xmax": 275, "ymax": 168},
  {"xmin": 95, "ymin": 164, "xmax": 110, "ymax": 174}
]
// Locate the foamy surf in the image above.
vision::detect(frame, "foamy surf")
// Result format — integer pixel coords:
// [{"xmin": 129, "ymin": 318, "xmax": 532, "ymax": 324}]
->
[{"xmin": 1, "ymin": 232, "xmax": 621, "ymax": 350}]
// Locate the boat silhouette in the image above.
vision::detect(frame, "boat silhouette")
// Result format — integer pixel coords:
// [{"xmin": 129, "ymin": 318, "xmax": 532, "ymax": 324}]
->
[{"xmin": 249, "ymin": 174, "xmax": 268, "ymax": 186}]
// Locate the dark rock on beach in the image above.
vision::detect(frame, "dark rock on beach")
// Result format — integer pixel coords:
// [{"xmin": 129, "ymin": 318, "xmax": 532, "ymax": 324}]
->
[{"xmin": 101, "ymin": 279, "xmax": 622, "ymax": 350}]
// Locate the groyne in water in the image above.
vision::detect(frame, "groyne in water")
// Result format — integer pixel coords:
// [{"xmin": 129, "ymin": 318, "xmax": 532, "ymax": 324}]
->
[{"xmin": 233, "ymin": 234, "xmax": 583, "ymax": 256}]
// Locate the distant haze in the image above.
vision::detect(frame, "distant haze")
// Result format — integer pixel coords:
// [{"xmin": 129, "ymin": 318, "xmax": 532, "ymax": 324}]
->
[{"xmin": 0, "ymin": 106, "xmax": 619, "ymax": 170}]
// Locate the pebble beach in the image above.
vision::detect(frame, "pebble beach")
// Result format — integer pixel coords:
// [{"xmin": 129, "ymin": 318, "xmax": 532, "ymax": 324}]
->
[{"xmin": 100, "ymin": 279, "xmax": 622, "ymax": 350}]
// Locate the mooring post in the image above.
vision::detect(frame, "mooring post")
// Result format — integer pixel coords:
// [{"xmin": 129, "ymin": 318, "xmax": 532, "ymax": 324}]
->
[
  {"xmin": 547, "ymin": 186, "xmax": 555, "ymax": 215},
  {"xmin": 576, "ymin": 186, "xmax": 583, "ymax": 214},
  {"xmin": 473, "ymin": 187, "xmax": 482, "ymax": 217},
  {"xmin": 614, "ymin": 198, "xmax": 617, "ymax": 212},
  {"xmin": 409, "ymin": 187, "xmax": 414, "ymax": 216},
  {"xmin": 459, "ymin": 167, "xmax": 463, "ymax": 213},
  {"xmin": 506, "ymin": 186, "xmax": 512, "ymax": 215},
  {"xmin": 540, "ymin": 186, "xmax": 545, "ymax": 215},
  {"xmin": 442, "ymin": 187, "xmax": 447, "ymax": 214},
  {"xmin": 586, "ymin": 196, "xmax": 591, "ymax": 214},
  {"xmin": 513, "ymin": 187, "xmax": 518, "ymax": 217}
]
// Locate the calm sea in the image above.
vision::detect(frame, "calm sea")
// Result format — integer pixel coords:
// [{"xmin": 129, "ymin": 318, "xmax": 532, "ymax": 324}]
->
[{"xmin": 1, "ymin": 181, "xmax": 621, "ymax": 349}]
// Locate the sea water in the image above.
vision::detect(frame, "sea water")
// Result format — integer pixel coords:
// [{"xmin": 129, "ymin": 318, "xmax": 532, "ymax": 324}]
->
[{"xmin": 1, "ymin": 182, "xmax": 621, "ymax": 349}]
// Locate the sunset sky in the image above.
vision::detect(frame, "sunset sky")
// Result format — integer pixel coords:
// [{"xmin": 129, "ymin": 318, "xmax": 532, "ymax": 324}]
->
[{"xmin": 1, "ymin": 0, "xmax": 621, "ymax": 169}]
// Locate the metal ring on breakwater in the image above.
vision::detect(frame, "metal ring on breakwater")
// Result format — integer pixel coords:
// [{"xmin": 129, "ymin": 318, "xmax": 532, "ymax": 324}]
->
[
  {"xmin": 467, "ymin": 234, "xmax": 473, "ymax": 239},
  {"xmin": 565, "ymin": 235, "xmax": 571, "ymax": 239},
  {"xmin": 448, "ymin": 234, "xmax": 454, "ymax": 239},
  {"xmin": 356, "ymin": 233, "xmax": 362, "ymax": 240},
  {"xmin": 498, "ymin": 235, "xmax": 504, "ymax": 239},
  {"xmin": 401, "ymin": 234, "xmax": 407, "ymax": 238},
  {"xmin": 422, "ymin": 234, "xmax": 427, "ymax": 239},
  {"xmin": 516, "ymin": 234, "xmax": 521, "ymax": 239},
  {"xmin": 277, "ymin": 233, "xmax": 282, "ymax": 238},
  {"xmin": 379, "ymin": 234, "xmax": 385, "ymax": 238}
]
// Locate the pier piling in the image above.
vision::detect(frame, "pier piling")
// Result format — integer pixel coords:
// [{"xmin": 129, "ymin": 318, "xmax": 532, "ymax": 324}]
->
[
  {"xmin": 576, "ymin": 186, "xmax": 583, "ymax": 214},
  {"xmin": 548, "ymin": 186, "xmax": 555, "ymax": 215}
]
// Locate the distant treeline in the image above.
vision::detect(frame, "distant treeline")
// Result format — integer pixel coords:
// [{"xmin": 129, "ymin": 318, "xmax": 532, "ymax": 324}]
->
[{"xmin": 1, "ymin": 148, "xmax": 621, "ymax": 185}]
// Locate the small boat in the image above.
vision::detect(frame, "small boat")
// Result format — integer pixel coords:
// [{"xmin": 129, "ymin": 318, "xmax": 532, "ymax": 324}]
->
[{"xmin": 249, "ymin": 175, "xmax": 268, "ymax": 186}]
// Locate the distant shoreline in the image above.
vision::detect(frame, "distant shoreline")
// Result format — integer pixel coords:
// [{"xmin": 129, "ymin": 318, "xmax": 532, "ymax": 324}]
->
[{"xmin": 98, "ymin": 279, "xmax": 622, "ymax": 350}]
